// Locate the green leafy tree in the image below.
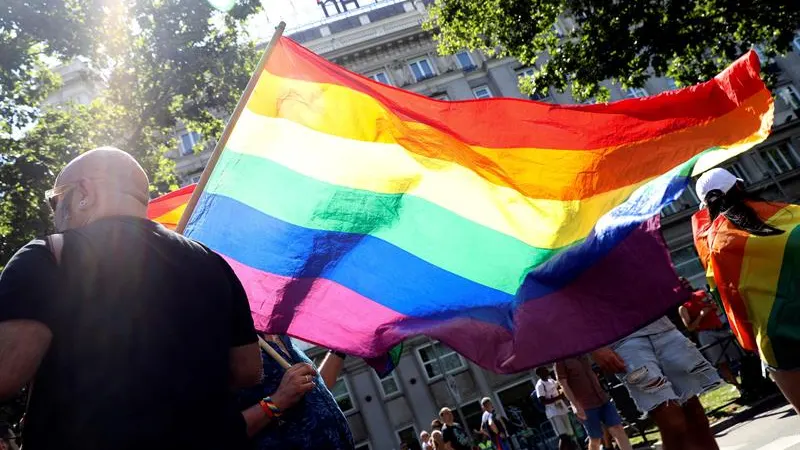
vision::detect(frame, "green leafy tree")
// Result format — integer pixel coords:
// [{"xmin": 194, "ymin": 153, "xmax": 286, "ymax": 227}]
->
[{"xmin": 426, "ymin": 0, "xmax": 800, "ymax": 101}]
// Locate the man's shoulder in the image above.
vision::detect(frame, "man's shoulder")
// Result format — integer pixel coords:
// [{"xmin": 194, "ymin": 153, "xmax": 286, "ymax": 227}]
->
[{"xmin": 2, "ymin": 239, "xmax": 53, "ymax": 274}]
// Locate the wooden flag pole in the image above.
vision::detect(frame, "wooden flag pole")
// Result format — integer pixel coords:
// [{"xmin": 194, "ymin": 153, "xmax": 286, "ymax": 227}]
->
[
  {"xmin": 258, "ymin": 336, "xmax": 292, "ymax": 369},
  {"xmin": 175, "ymin": 21, "xmax": 286, "ymax": 234},
  {"xmin": 174, "ymin": 22, "xmax": 291, "ymax": 370}
]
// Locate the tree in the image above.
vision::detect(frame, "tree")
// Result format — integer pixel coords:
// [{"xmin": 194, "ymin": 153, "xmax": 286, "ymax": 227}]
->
[
  {"xmin": 426, "ymin": 0, "xmax": 800, "ymax": 101},
  {"xmin": 1, "ymin": 0, "xmax": 264, "ymax": 270}
]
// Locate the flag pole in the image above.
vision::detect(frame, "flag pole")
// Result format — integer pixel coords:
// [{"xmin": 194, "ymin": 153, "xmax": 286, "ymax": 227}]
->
[
  {"xmin": 175, "ymin": 21, "xmax": 287, "ymax": 234},
  {"xmin": 175, "ymin": 22, "xmax": 291, "ymax": 370}
]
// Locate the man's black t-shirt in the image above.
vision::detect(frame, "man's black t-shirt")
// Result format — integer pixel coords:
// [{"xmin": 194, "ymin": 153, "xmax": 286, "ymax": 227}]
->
[
  {"xmin": 0, "ymin": 217, "xmax": 257, "ymax": 450},
  {"xmin": 442, "ymin": 423, "xmax": 472, "ymax": 450}
]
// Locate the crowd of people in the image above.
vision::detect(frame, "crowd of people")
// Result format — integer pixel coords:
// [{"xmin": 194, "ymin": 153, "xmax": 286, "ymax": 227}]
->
[{"xmin": 0, "ymin": 149, "xmax": 798, "ymax": 450}]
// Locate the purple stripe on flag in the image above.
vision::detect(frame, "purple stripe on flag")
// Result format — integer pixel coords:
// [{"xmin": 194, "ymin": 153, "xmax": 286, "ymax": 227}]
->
[{"xmin": 222, "ymin": 216, "xmax": 684, "ymax": 373}]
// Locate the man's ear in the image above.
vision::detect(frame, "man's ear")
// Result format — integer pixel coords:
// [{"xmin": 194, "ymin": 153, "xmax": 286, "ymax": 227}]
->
[{"xmin": 76, "ymin": 178, "xmax": 98, "ymax": 209}]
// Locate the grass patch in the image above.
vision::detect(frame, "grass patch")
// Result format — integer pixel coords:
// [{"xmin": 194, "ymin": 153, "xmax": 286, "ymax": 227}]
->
[
  {"xmin": 701, "ymin": 384, "xmax": 743, "ymax": 423},
  {"xmin": 627, "ymin": 385, "xmax": 742, "ymax": 447}
]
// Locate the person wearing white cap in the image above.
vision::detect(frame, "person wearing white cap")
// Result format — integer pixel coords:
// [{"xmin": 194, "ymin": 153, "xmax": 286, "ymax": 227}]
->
[{"xmin": 692, "ymin": 167, "xmax": 800, "ymax": 414}]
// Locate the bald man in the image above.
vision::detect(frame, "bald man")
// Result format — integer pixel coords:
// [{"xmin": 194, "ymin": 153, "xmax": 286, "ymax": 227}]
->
[{"xmin": 0, "ymin": 148, "xmax": 262, "ymax": 450}]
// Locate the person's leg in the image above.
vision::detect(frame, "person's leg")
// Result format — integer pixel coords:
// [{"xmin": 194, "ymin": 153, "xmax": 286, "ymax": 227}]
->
[
  {"xmin": 654, "ymin": 329, "xmax": 721, "ymax": 450},
  {"xmin": 682, "ymin": 396, "xmax": 719, "ymax": 450},
  {"xmin": 770, "ymin": 369, "xmax": 800, "ymax": 414},
  {"xmin": 648, "ymin": 400, "xmax": 690, "ymax": 450},
  {"xmin": 607, "ymin": 425, "xmax": 632, "ymax": 450},
  {"xmin": 582, "ymin": 406, "xmax": 604, "ymax": 450},
  {"xmin": 613, "ymin": 336, "xmax": 686, "ymax": 448},
  {"xmin": 717, "ymin": 361, "xmax": 741, "ymax": 388},
  {"xmin": 598, "ymin": 402, "xmax": 632, "ymax": 450}
]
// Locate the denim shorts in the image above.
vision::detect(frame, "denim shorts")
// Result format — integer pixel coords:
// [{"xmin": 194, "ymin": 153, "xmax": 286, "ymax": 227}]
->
[
  {"xmin": 582, "ymin": 401, "xmax": 623, "ymax": 439},
  {"xmin": 613, "ymin": 328, "xmax": 721, "ymax": 413}
]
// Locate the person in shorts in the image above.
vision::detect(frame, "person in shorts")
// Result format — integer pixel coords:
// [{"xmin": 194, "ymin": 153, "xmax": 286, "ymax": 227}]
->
[
  {"xmin": 593, "ymin": 316, "xmax": 721, "ymax": 450},
  {"xmin": 534, "ymin": 367, "xmax": 574, "ymax": 450},
  {"xmin": 555, "ymin": 355, "xmax": 632, "ymax": 450}
]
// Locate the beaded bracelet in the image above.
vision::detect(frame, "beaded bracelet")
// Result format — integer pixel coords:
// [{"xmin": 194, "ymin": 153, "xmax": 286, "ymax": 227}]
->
[{"xmin": 259, "ymin": 396, "xmax": 282, "ymax": 418}]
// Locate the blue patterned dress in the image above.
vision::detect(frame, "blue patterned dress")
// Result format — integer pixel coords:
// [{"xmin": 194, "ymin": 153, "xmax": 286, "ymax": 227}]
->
[{"xmin": 235, "ymin": 336, "xmax": 355, "ymax": 450}]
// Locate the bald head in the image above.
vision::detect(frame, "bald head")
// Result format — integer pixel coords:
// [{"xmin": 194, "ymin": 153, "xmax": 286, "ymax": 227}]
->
[
  {"xmin": 57, "ymin": 147, "xmax": 149, "ymax": 193},
  {"xmin": 52, "ymin": 147, "xmax": 150, "ymax": 231}
]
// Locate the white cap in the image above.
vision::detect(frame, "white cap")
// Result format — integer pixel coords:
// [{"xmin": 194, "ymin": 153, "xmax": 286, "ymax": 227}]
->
[{"xmin": 695, "ymin": 168, "xmax": 741, "ymax": 206}]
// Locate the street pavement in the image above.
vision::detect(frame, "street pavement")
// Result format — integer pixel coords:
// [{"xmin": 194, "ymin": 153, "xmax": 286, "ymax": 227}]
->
[{"xmin": 715, "ymin": 403, "xmax": 799, "ymax": 450}]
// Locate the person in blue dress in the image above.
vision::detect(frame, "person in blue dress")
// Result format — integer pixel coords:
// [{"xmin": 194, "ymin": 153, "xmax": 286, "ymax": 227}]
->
[{"xmin": 234, "ymin": 334, "xmax": 355, "ymax": 450}]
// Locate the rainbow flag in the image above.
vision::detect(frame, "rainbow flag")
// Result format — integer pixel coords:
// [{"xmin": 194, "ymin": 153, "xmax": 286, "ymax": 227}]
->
[
  {"xmin": 693, "ymin": 203, "xmax": 800, "ymax": 369},
  {"xmin": 178, "ymin": 37, "xmax": 772, "ymax": 373},
  {"xmin": 146, "ymin": 184, "xmax": 195, "ymax": 230},
  {"xmin": 147, "ymin": 183, "xmax": 405, "ymax": 376}
]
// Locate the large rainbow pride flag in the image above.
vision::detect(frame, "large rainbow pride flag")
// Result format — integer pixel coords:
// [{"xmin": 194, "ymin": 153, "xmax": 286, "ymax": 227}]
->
[
  {"xmin": 693, "ymin": 203, "xmax": 800, "ymax": 370},
  {"xmin": 163, "ymin": 37, "xmax": 772, "ymax": 373}
]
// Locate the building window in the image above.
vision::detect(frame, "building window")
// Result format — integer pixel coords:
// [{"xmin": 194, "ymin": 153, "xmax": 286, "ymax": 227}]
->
[
  {"xmin": 472, "ymin": 85, "xmax": 492, "ymax": 99},
  {"xmin": 455, "ymin": 51, "xmax": 476, "ymax": 71},
  {"xmin": 518, "ymin": 68, "xmax": 535, "ymax": 78},
  {"xmin": 330, "ymin": 377, "xmax": 356, "ymax": 414},
  {"xmin": 726, "ymin": 161, "xmax": 753, "ymax": 185},
  {"xmin": 625, "ymin": 87, "xmax": 648, "ymax": 98},
  {"xmin": 775, "ymin": 85, "xmax": 800, "ymax": 111},
  {"xmin": 375, "ymin": 371, "xmax": 401, "ymax": 398},
  {"xmin": 179, "ymin": 131, "xmax": 201, "ymax": 156},
  {"xmin": 369, "ymin": 71, "xmax": 391, "ymax": 85},
  {"xmin": 409, "ymin": 58, "xmax": 435, "ymax": 82},
  {"xmin": 671, "ymin": 246, "xmax": 705, "ymax": 285},
  {"xmin": 760, "ymin": 141, "xmax": 800, "ymax": 175},
  {"xmin": 416, "ymin": 341, "xmax": 466, "ymax": 380},
  {"xmin": 396, "ymin": 425, "xmax": 418, "ymax": 449}
]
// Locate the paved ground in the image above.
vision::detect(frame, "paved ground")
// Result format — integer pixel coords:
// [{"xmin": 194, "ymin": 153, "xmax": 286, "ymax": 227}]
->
[{"xmin": 716, "ymin": 403, "xmax": 799, "ymax": 450}]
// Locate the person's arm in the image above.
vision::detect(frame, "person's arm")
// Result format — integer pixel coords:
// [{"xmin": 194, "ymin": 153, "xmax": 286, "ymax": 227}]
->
[
  {"xmin": 679, "ymin": 305, "xmax": 711, "ymax": 332},
  {"xmin": 536, "ymin": 383, "xmax": 565, "ymax": 405},
  {"xmin": 591, "ymin": 347, "xmax": 626, "ymax": 373},
  {"xmin": 0, "ymin": 242, "xmax": 57, "ymax": 399},
  {"xmin": 217, "ymin": 254, "xmax": 263, "ymax": 388},
  {"xmin": 240, "ymin": 362, "xmax": 318, "ymax": 436},
  {"xmin": 0, "ymin": 321, "xmax": 51, "ymax": 399},
  {"xmin": 558, "ymin": 378, "xmax": 585, "ymax": 419},
  {"xmin": 485, "ymin": 413, "xmax": 499, "ymax": 434},
  {"xmin": 318, "ymin": 351, "xmax": 345, "ymax": 389}
]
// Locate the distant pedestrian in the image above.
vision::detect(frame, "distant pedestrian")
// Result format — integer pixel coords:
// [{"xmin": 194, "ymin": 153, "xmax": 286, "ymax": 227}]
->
[
  {"xmin": 430, "ymin": 430, "xmax": 444, "ymax": 450},
  {"xmin": 480, "ymin": 397, "xmax": 510, "ymax": 450},
  {"xmin": 534, "ymin": 366, "xmax": 575, "ymax": 450},
  {"xmin": 439, "ymin": 407, "xmax": 472, "ymax": 450},
  {"xmin": 677, "ymin": 279, "xmax": 741, "ymax": 389},
  {"xmin": 420, "ymin": 430, "xmax": 433, "ymax": 450},
  {"xmin": 555, "ymin": 355, "xmax": 633, "ymax": 450}
]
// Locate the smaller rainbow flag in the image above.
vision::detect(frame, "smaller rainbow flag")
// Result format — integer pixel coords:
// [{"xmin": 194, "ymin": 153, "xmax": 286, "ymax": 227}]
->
[
  {"xmin": 692, "ymin": 203, "xmax": 800, "ymax": 370},
  {"xmin": 146, "ymin": 184, "xmax": 195, "ymax": 230}
]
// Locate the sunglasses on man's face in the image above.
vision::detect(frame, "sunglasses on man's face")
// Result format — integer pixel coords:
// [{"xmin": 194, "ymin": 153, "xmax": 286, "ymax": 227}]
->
[
  {"xmin": 45, "ymin": 183, "xmax": 78, "ymax": 212},
  {"xmin": 45, "ymin": 178, "xmax": 149, "ymax": 213}
]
